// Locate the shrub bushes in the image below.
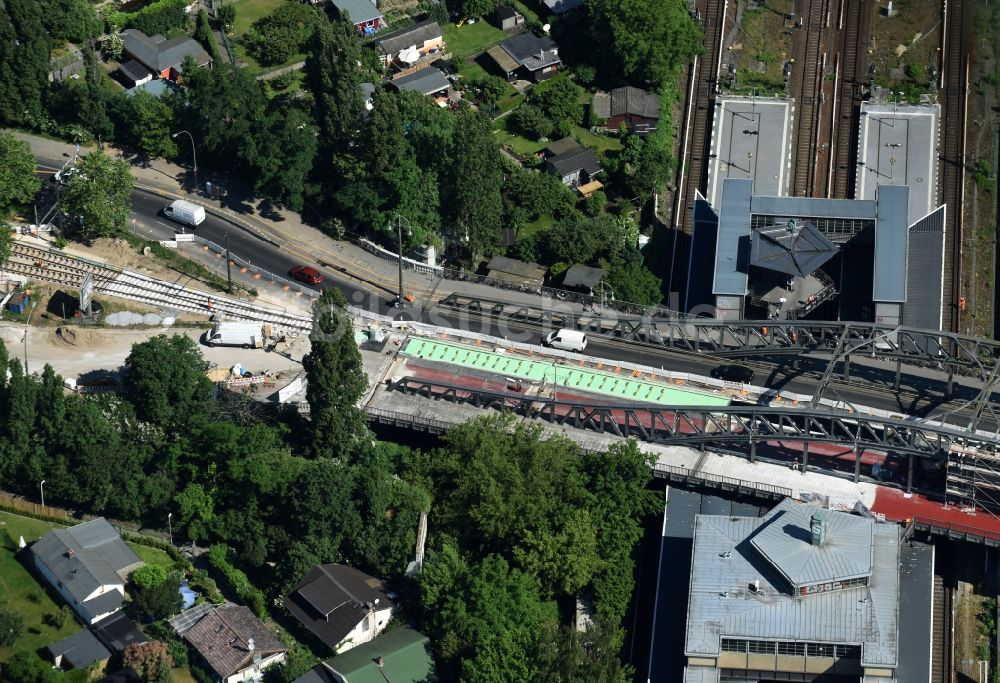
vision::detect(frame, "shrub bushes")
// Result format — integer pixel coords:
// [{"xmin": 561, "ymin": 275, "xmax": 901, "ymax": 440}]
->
[
  {"xmin": 207, "ymin": 545, "xmax": 267, "ymax": 618},
  {"xmin": 107, "ymin": 0, "xmax": 188, "ymax": 36}
]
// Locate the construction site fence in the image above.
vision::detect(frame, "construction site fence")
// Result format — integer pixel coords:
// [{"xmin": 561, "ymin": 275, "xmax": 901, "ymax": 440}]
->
[
  {"xmin": 179, "ymin": 234, "xmax": 321, "ymax": 298},
  {"xmin": 349, "ymin": 235, "xmax": 678, "ymax": 319}
]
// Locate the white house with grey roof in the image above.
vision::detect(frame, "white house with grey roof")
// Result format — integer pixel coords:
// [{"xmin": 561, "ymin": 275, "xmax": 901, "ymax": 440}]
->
[
  {"xmin": 31, "ymin": 518, "xmax": 143, "ymax": 625},
  {"xmin": 683, "ymin": 499, "xmax": 907, "ymax": 682}
]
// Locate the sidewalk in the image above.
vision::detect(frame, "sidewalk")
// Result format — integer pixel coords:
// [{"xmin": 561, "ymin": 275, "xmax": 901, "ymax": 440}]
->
[{"xmin": 14, "ymin": 130, "xmax": 583, "ymax": 316}]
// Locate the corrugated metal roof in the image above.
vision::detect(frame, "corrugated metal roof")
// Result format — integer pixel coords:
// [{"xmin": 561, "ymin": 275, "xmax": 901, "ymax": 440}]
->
[
  {"xmin": 684, "ymin": 500, "xmax": 900, "ymax": 667},
  {"xmin": 330, "ymin": 0, "xmax": 383, "ymax": 24},
  {"xmin": 374, "ymin": 19, "xmax": 441, "ymax": 55},
  {"xmin": 713, "ymin": 179, "xmax": 752, "ymax": 296},
  {"xmin": 873, "ymin": 185, "xmax": 909, "ymax": 302},
  {"xmin": 486, "ymin": 45, "xmax": 519, "ymax": 74},
  {"xmin": 751, "ymin": 501, "xmax": 873, "ymax": 587},
  {"xmin": 751, "ymin": 195, "xmax": 878, "ymax": 220},
  {"xmin": 903, "ymin": 205, "xmax": 946, "ymax": 330},
  {"xmin": 896, "ymin": 542, "xmax": 934, "ymax": 683},
  {"xmin": 390, "ymin": 67, "xmax": 449, "ymax": 96}
]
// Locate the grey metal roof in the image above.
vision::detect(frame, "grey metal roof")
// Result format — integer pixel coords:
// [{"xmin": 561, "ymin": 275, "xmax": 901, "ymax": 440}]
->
[
  {"xmin": 31, "ymin": 518, "xmax": 142, "ymax": 608},
  {"xmin": 389, "ymin": 67, "xmax": 450, "ymax": 96},
  {"xmin": 713, "ymin": 178, "xmax": 752, "ymax": 296},
  {"xmin": 896, "ymin": 542, "xmax": 934, "ymax": 683},
  {"xmin": 48, "ymin": 629, "xmax": 111, "ymax": 669},
  {"xmin": 873, "ymin": 185, "xmax": 909, "ymax": 303},
  {"xmin": 92, "ymin": 613, "xmax": 147, "ymax": 653},
  {"xmin": 563, "ymin": 264, "xmax": 605, "ymax": 290},
  {"xmin": 496, "ymin": 4, "xmax": 518, "ymax": 20},
  {"xmin": 684, "ymin": 500, "xmax": 900, "ymax": 668},
  {"xmin": 500, "ymin": 32, "xmax": 560, "ymax": 71},
  {"xmin": 903, "ymin": 205, "xmax": 946, "ymax": 330},
  {"xmin": 330, "ymin": 0, "xmax": 383, "ymax": 25},
  {"xmin": 750, "ymin": 501, "xmax": 874, "ymax": 587},
  {"xmin": 118, "ymin": 59, "xmax": 151, "ymax": 83},
  {"xmin": 374, "ymin": 19, "xmax": 441, "ymax": 55},
  {"xmin": 486, "ymin": 256, "xmax": 546, "ymax": 281},
  {"xmin": 545, "ymin": 136, "xmax": 580, "ymax": 157},
  {"xmin": 750, "ymin": 219, "xmax": 838, "ymax": 278},
  {"xmin": 750, "ymin": 195, "xmax": 878, "ymax": 220},
  {"xmin": 82, "ymin": 591, "xmax": 126, "ymax": 620},
  {"xmin": 608, "ymin": 86, "xmax": 660, "ymax": 119},
  {"xmin": 545, "ymin": 146, "xmax": 601, "ymax": 177},
  {"xmin": 122, "ymin": 29, "xmax": 211, "ymax": 73}
]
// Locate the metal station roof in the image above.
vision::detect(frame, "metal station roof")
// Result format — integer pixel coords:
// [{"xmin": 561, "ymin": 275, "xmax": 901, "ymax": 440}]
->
[
  {"xmin": 903, "ymin": 205, "xmax": 946, "ymax": 330},
  {"xmin": 750, "ymin": 195, "xmax": 878, "ymax": 220},
  {"xmin": 713, "ymin": 179, "xmax": 752, "ymax": 296},
  {"xmin": 750, "ymin": 219, "xmax": 838, "ymax": 278},
  {"xmin": 685, "ymin": 499, "xmax": 901, "ymax": 668},
  {"xmin": 873, "ymin": 185, "xmax": 909, "ymax": 303},
  {"xmin": 750, "ymin": 502, "xmax": 874, "ymax": 588}
]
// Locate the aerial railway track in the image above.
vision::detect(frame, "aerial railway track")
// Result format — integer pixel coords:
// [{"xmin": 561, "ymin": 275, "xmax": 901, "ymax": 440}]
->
[
  {"xmin": 5, "ymin": 241, "xmax": 312, "ymax": 331},
  {"xmin": 932, "ymin": 574, "xmax": 956, "ymax": 683},
  {"xmin": 790, "ymin": 0, "xmax": 829, "ymax": 197},
  {"xmin": 828, "ymin": 0, "xmax": 871, "ymax": 198},
  {"xmin": 940, "ymin": 0, "xmax": 972, "ymax": 332},
  {"xmin": 670, "ymin": 0, "xmax": 728, "ymax": 292}
]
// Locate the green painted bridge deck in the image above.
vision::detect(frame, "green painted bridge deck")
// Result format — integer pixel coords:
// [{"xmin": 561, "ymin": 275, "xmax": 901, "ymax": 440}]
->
[{"xmin": 401, "ymin": 337, "xmax": 732, "ymax": 407}]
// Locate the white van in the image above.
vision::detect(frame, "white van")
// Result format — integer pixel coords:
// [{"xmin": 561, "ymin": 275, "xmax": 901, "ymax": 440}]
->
[
  {"xmin": 544, "ymin": 328, "xmax": 587, "ymax": 353},
  {"xmin": 204, "ymin": 320, "xmax": 268, "ymax": 348},
  {"xmin": 163, "ymin": 199, "xmax": 206, "ymax": 227}
]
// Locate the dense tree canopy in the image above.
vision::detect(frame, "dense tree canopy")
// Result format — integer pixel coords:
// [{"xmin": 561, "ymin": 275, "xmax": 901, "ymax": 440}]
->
[
  {"xmin": 0, "ymin": 134, "xmax": 42, "ymax": 218},
  {"xmin": 0, "ymin": 0, "xmax": 49, "ymax": 128},
  {"xmin": 303, "ymin": 289, "xmax": 368, "ymax": 457},
  {"xmin": 60, "ymin": 152, "xmax": 133, "ymax": 240},
  {"xmin": 123, "ymin": 334, "xmax": 213, "ymax": 430},
  {"xmin": 43, "ymin": 0, "xmax": 102, "ymax": 43},
  {"xmin": 586, "ymin": 0, "xmax": 702, "ymax": 87},
  {"xmin": 241, "ymin": 3, "xmax": 320, "ymax": 67}
]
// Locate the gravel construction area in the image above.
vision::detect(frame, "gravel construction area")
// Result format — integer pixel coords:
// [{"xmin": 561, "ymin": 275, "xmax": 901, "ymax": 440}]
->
[{"xmin": 0, "ymin": 323, "xmax": 307, "ymax": 382}]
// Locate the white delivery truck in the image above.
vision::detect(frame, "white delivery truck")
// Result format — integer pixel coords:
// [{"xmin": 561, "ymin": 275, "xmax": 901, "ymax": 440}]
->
[
  {"xmin": 163, "ymin": 199, "xmax": 206, "ymax": 227},
  {"xmin": 203, "ymin": 320, "xmax": 272, "ymax": 348}
]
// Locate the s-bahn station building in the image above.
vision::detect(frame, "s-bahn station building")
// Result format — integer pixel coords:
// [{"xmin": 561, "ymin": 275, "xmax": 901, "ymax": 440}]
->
[
  {"xmin": 685, "ymin": 99, "xmax": 944, "ymax": 328},
  {"xmin": 682, "ymin": 499, "xmax": 933, "ymax": 683}
]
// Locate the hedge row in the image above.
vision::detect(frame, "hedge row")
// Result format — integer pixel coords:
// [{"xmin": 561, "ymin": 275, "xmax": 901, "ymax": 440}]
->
[
  {"xmin": 107, "ymin": 0, "xmax": 188, "ymax": 35},
  {"xmin": 207, "ymin": 544, "xmax": 267, "ymax": 618}
]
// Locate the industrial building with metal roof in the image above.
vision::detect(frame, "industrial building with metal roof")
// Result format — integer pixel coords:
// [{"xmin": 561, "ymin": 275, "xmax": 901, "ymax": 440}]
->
[
  {"xmin": 682, "ymin": 498, "xmax": 927, "ymax": 682},
  {"xmin": 686, "ymin": 177, "xmax": 945, "ymax": 329}
]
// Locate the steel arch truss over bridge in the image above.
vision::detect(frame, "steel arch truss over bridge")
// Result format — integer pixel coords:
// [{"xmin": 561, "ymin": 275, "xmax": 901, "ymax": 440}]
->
[
  {"xmin": 387, "ymin": 375, "xmax": 1000, "ymax": 511},
  {"xmin": 437, "ymin": 294, "xmax": 1000, "ymax": 381}
]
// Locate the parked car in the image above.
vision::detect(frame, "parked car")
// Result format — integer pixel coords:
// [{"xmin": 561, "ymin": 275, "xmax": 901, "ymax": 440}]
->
[
  {"xmin": 289, "ymin": 265, "xmax": 323, "ymax": 285},
  {"xmin": 711, "ymin": 364, "xmax": 754, "ymax": 383}
]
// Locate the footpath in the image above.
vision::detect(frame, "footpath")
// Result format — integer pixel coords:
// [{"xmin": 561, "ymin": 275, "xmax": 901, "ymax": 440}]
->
[{"xmin": 14, "ymin": 131, "xmax": 584, "ymax": 318}]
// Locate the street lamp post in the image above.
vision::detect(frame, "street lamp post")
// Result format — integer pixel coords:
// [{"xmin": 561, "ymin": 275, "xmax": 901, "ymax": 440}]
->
[
  {"xmin": 168, "ymin": 512, "xmax": 173, "ymax": 546},
  {"xmin": 40, "ymin": 480, "xmax": 46, "ymax": 508},
  {"xmin": 171, "ymin": 130, "xmax": 198, "ymax": 192},
  {"xmin": 393, "ymin": 215, "xmax": 412, "ymax": 307},
  {"xmin": 594, "ymin": 281, "xmax": 615, "ymax": 313}
]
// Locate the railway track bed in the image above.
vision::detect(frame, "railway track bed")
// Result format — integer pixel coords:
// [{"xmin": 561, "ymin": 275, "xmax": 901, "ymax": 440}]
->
[{"xmin": 5, "ymin": 242, "xmax": 312, "ymax": 332}]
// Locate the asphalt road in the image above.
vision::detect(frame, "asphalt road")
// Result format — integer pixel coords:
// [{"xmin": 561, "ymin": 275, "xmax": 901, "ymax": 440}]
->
[{"xmin": 33, "ymin": 157, "xmax": 996, "ymax": 430}]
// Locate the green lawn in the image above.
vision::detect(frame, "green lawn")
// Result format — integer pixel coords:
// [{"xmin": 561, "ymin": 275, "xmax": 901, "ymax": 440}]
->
[
  {"xmin": 127, "ymin": 542, "xmax": 176, "ymax": 570},
  {"xmin": 572, "ymin": 126, "xmax": 623, "ymax": 153},
  {"xmin": 443, "ymin": 20, "xmax": 506, "ymax": 60},
  {"xmin": 231, "ymin": 0, "xmax": 285, "ymax": 37},
  {"xmin": 494, "ymin": 128, "xmax": 547, "ymax": 156},
  {"xmin": 0, "ymin": 520, "xmax": 80, "ymax": 662}
]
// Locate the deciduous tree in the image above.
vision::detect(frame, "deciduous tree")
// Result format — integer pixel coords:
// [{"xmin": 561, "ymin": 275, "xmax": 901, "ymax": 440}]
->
[
  {"xmin": 61, "ymin": 152, "xmax": 133, "ymax": 240},
  {"xmin": 0, "ymin": 133, "xmax": 42, "ymax": 218},
  {"xmin": 122, "ymin": 334, "xmax": 213, "ymax": 430},
  {"xmin": 0, "ymin": 607, "xmax": 24, "ymax": 647},
  {"xmin": 586, "ymin": 0, "xmax": 702, "ymax": 87},
  {"xmin": 118, "ymin": 90, "xmax": 177, "ymax": 159},
  {"xmin": 245, "ymin": 106, "xmax": 317, "ymax": 211},
  {"xmin": 123, "ymin": 641, "xmax": 174, "ymax": 681}
]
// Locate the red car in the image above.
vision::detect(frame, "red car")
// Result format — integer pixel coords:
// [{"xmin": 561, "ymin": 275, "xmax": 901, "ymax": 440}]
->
[{"xmin": 289, "ymin": 265, "xmax": 323, "ymax": 285}]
